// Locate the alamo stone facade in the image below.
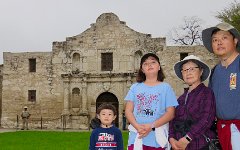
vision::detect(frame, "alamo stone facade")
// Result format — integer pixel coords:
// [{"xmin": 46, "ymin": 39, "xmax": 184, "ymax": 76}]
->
[{"xmin": 0, "ymin": 13, "xmax": 218, "ymax": 130}]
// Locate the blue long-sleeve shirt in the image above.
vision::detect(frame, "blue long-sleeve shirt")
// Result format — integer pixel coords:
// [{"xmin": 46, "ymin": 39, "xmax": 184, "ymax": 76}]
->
[{"xmin": 169, "ymin": 83, "xmax": 216, "ymax": 150}]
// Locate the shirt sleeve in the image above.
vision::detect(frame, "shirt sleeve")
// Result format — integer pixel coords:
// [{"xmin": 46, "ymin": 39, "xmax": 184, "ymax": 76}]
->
[
  {"xmin": 89, "ymin": 130, "xmax": 96, "ymax": 150},
  {"xmin": 116, "ymin": 129, "xmax": 124, "ymax": 150},
  {"xmin": 124, "ymin": 83, "xmax": 137, "ymax": 102},
  {"xmin": 168, "ymin": 119, "xmax": 175, "ymax": 139},
  {"xmin": 187, "ymin": 89, "xmax": 216, "ymax": 140},
  {"xmin": 165, "ymin": 84, "xmax": 178, "ymax": 108}
]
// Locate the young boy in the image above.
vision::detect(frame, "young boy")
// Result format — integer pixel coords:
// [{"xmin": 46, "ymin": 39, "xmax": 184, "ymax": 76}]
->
[{"xmin": 89, "ymin": 103, "xmax": 123, "ymax": 150}]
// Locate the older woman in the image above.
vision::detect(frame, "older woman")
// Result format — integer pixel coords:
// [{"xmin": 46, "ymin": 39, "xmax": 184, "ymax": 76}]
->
[{"xmin": 169, "ymin": 55, "xmax": 216, "ymax": 150}]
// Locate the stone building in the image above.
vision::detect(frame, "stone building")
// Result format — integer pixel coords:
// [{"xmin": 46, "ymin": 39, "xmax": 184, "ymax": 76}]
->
[{"xmin": 0, "ymin": 13, "xmax": 218, "ymax": 129}]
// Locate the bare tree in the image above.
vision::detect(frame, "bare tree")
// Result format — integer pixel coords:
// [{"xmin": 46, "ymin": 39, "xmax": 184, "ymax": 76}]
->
[
  {"xmin": 216, "ymin": 0, "xmax": 240, "ymax": 31},
  {"xmin": 168, "ymin": 16, "xmax": 204, "ymax": 45}
]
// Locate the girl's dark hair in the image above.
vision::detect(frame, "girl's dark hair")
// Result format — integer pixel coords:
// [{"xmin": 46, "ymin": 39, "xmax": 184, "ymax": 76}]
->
[
  {"xmin": 136, "ymin": 53, "xmax": 165, "ymax": 82},
  {"xmin": 97, "ymin": 103, "xmax": 117, "ymax": 116}
]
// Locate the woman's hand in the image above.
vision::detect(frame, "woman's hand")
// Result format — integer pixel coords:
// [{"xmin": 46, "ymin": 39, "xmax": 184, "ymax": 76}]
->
[
  {"xmin": 169, "ymin": 138, "xmax": 182, "ymax": 150},
  {"xmin": 176, "ymin": 137, "xmax": 189, "ymax": 150}
]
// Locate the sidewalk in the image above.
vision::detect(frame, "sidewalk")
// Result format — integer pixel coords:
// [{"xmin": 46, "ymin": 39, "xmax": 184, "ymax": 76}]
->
[
  {"xmin": 0, "ymin": 127, "xmax": 90, "ymax": 133},
  {"xmin": 0, "ymin": 128, "xmax": 16, "ymax": 133}
]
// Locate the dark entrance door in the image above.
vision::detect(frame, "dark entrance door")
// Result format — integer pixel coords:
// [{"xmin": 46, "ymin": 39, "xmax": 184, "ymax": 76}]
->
[{"xmin": 96, "ymin": 92, "xmax": 119, "ymax": 127}]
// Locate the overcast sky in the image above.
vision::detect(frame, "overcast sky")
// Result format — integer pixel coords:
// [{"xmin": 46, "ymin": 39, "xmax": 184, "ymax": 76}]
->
[{"xmin": 0, "ymin": 0, "xmax": 238, "ymax": 64}]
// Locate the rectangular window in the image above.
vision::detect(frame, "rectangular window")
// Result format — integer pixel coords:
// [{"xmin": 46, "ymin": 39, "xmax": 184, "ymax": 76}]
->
[
  {"xmin": 180, "ymin": 53, "xmax": 188, "ymax": 60},
  {"xmin": 101, "ymin": 53, "xmax": 113, "ymax": 71},
  {"xmin": 28, "ymin": 90, "xmax": 36, "ymax": 102},
  {"xmin": 29, "ymin": 59, "xmax": 36, "ymax": 72}
]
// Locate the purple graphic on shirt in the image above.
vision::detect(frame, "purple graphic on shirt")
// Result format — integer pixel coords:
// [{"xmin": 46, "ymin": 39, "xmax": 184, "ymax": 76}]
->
[{"xmin": 136, "ymin": 93, "xmax": 160, "ymax": 117}]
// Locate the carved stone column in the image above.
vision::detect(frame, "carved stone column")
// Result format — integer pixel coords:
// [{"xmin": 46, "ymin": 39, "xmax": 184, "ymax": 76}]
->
[
  {"xmin": 128, "ymin": 54, "xmax": 134, "ymax": 72},
  {"xmin": 62, "ymin": 77, "xmax": 70, "ymax": 114},
  {"xmin": 119, "ymin": 103, "xmax": 124, "ymax": 130},
  {"xmin": 127, "ymin": 75, "xmax": 132, "ymax": 88},
  {"xmin": 80, "ymin": 56, "xmax": 83, "ymax": 72},
  {"xmin": 81, "ymin": 78, "xmax": 88, "ymax": 113}
]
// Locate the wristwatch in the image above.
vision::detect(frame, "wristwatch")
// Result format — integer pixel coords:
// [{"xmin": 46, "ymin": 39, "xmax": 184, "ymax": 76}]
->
[
  {"xmin": 151, "ymin": 123, "xmax": 155, "ymax": 131},
  {"xmin": 184, "ymin": 134, "xmax": 192, "ymax": 142}
]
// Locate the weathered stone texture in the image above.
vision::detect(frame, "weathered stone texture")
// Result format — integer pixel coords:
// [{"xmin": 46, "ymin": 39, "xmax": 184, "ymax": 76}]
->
[{"xmin": 0, "ymin": 13, "xmax": 218, "ymax": 129}]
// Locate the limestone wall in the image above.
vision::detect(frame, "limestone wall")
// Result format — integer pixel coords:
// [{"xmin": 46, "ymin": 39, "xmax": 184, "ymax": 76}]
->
[
  {"xmin": 0, "ymin": 13, "xmax": 219, "ymax": 129},
  {"xmin": 2, "ymin": 52, "xmax": 64, "ymax": 128},
  {"xmin": 0, "ymin": 64, "xmax": 3, "ymax": 126}
]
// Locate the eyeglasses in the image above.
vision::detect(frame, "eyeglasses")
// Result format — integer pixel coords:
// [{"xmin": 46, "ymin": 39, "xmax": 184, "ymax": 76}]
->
[{"xmin": 181, "ymin": 67, "xmax": 199, "ymax": 74}]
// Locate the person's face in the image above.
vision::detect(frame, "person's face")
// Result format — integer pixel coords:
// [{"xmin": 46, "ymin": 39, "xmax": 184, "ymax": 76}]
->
[
  {"xmin": 181, "ymin": 61, "xmax": 202, "ymax": 86},
  {"xmin": 97, "ymin": 109, "xmax": 116, "ymax": 126},
  {"xmin": 211, "ymin": 30, "xmax": 238, "ymax": 57},
  {"xmin": 141, "ymin": 56, "xmax": 160, "ymax": 75}
]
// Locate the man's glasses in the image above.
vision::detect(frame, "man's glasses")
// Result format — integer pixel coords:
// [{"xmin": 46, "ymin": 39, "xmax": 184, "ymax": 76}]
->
[{"xmin": 181, "ymin": 67, "xmax": 199, "ymax": 74}]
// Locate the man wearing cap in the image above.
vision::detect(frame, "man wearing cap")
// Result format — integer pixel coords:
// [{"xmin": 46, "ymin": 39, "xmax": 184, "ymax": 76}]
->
[
  {"xmin": 21, "ymin": 106, "xmax": 31, "ymax": 130},
  {"xmin": 202, "ymin": 22, "xmax": 240, "ymax": 150}
]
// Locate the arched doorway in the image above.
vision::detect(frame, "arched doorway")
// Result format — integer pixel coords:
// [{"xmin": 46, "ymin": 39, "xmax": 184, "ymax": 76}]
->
[{"xmin": 96, "ymin": 92, "xmax": 119, "ymax": 127}]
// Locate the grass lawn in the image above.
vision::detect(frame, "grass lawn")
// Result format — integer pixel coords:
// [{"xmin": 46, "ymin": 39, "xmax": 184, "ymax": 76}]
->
[{"xmin": 0, "ymin": 130, "xmax": 129, "ymax": 150}]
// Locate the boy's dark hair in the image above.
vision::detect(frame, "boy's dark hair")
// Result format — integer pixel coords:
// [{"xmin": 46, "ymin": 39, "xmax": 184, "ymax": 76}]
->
[
  {"xmin": 137, "ymin": 53, "xmax": 165, "ymax": 82},
  {"xmin": 97, "ymin": 103, "xmax": 117, "ymax": 116},
  {"xmin": 90, "ymin": 103, "xmax": 117, "ymax": 129}
]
